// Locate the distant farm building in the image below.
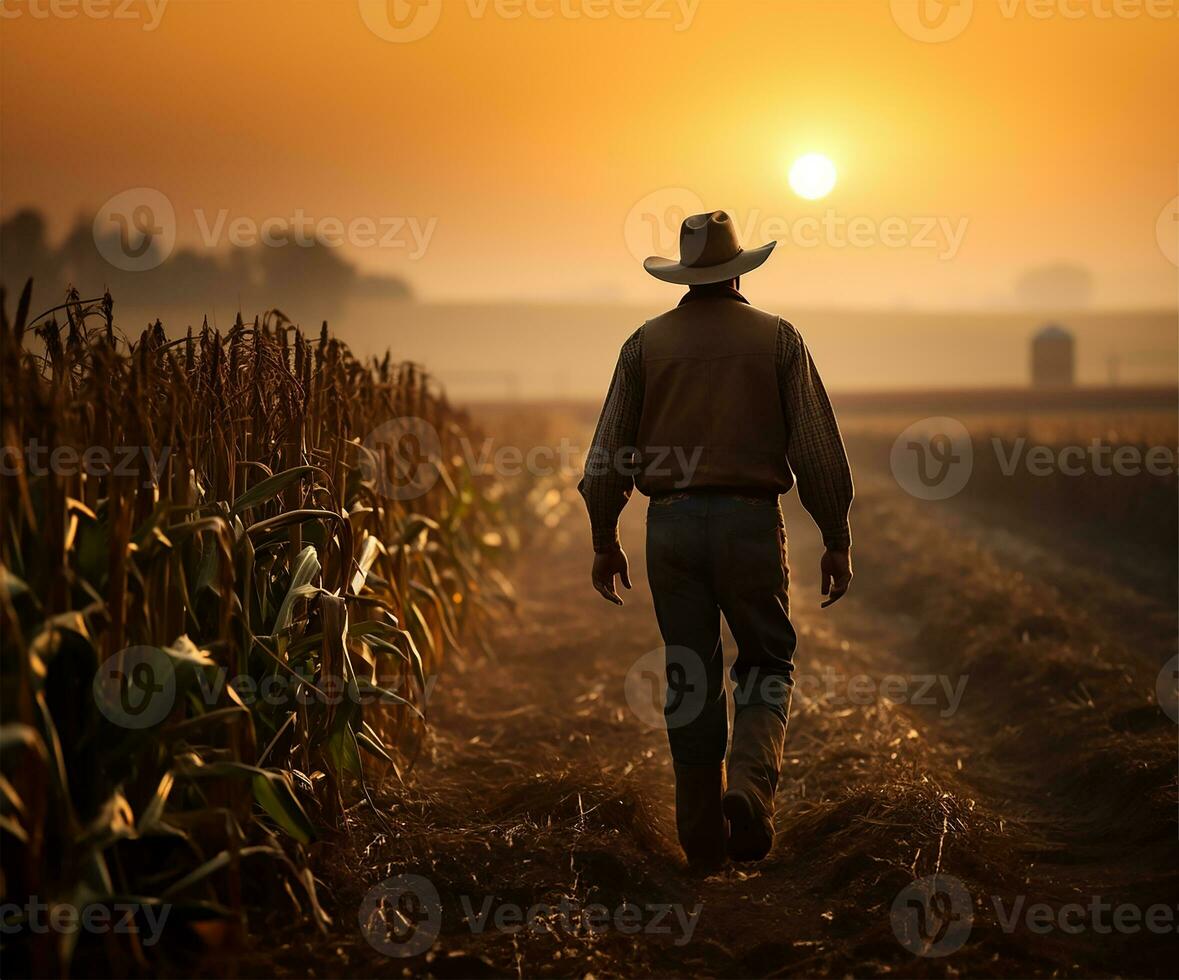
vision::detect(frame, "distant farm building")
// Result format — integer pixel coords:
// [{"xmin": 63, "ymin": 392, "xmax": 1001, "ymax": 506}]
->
[{"xmin": 1030, "ymin": 324, "xmax": 1075, "ymax": 387}]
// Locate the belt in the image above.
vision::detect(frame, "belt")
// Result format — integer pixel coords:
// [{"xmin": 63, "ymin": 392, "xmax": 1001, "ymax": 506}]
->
[{"xmin": 650, "ymin": 488, "xmax": 780, "ymax": 504}]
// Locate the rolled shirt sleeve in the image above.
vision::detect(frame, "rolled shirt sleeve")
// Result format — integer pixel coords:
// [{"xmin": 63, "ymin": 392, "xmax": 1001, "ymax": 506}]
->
[
  {"xmin": 777, "ymin": 320, "xmax": 854, "ymax": 550},
  {"xmin": 578, "ymin": 328, "xmax": 644, "ymax": 552}
]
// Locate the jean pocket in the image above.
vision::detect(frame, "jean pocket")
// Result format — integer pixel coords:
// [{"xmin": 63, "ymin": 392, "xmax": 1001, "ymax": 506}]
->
[
  {"xmin": 722, "ymin": 524, "xmax": 787, "ymax": 594},
  {"xmin": 646, "ymin": 514, "xmax": 700, "ymax": 589},
  {"xmin": 646, "ymin": 497, "xmax": 693, "ymax": 525}
]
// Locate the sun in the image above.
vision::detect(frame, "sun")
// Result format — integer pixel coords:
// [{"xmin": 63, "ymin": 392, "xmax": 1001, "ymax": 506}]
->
[{"xmin": 789, "ymin": 153, "xmax": 837, "ymax": 200}]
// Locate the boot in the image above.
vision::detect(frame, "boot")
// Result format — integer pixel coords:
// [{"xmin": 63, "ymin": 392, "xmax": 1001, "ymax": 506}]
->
[
  {"xmin": 723, "ymin": 706, "xmax": 787, "ymax": 861},
  {"xmin": 673, "ymin": 762, "xmax": 727, "ymax": 872}
]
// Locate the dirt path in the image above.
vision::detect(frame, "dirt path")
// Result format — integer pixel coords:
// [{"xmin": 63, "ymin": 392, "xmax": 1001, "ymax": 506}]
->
[{"xmin": 259, "ymin": 465, "xmax": 1177, "ymax": 979}]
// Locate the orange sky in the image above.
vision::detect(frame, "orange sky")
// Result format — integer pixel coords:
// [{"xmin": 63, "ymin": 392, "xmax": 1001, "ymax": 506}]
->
[{"xmin": 2, "ymin": 0, "xmax": 1177, "ymax": 308}]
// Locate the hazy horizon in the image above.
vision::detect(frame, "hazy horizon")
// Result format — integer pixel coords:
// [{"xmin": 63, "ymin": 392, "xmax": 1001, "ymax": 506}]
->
[
  {"xmin": 3, "ymin": 1, "xmax": 1176, "ymax": 400},
  {"xmin": 3, "ymin": 0, "xmax": 1178, "ymax": 310}
]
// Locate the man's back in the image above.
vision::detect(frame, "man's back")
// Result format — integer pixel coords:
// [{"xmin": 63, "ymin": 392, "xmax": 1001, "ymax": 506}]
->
[
  {"xmin": 580, "ymin": 281, "xmax": 852, "ymax": 556},
  {"xmin": 636, "ymin": 290, "xmax": 789, "ymax": 497}
]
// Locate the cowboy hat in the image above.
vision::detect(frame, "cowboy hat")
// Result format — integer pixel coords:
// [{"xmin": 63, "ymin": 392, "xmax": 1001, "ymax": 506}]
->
[{"xmin": 644, "ymin": 210, "xmax": 776, "ymax": 285}]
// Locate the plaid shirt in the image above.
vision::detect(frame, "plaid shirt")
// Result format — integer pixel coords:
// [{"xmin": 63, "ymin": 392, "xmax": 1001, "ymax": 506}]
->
[{"xmin": 578, "ymin": 286, "xmax": 853, "ymax": 553}]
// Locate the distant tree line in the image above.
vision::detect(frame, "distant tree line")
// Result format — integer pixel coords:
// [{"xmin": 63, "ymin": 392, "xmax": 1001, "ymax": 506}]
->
[{"xmin": 0, "ymin": 208, "xmax": 412, "ymax": 322}]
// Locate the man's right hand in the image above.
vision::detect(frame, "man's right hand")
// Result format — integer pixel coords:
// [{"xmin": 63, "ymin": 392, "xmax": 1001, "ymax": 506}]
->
[
  {"xmin": 820, "ymin": 547, "xmax": 852, "ymax": 608},
  {"xmin": 591, "ymin": 546, "xmax": 632, "ymax": 606}
]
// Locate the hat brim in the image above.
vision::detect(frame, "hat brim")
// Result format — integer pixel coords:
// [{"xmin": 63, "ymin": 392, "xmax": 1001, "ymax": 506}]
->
[{"xmin": 643, "ymin": 241, "xmax": 776, "ymax": 285}]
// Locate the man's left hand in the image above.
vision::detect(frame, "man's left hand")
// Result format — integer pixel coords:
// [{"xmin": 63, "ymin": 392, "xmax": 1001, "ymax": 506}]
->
[
  {"xmin": 820, "ymin": 547, "xmax": 852, "ymax": 608},
  {"xmin": 592, "ymin": 546, "xmax": 632, "ymax": 605}
]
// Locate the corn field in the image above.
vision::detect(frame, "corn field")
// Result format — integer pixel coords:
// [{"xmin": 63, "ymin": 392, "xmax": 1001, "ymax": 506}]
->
[{"xmin": 0, "ymin": 282, "xmax": 516, "ymax": 975}]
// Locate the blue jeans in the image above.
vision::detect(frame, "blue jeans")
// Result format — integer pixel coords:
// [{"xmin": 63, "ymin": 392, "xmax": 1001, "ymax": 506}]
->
[{"xmin": 646, "ymin": 492, "xmax": 796, "ymax": 766}]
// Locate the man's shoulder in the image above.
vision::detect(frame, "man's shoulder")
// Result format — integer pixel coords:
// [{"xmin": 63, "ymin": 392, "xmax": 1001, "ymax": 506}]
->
[
  {"xmin": 740, "ymin": 301, "xmax": 795, "ymax": 330},
  {"xmin": 735, "ymin": 304, "xmax": 806, "ymax": 347},
  {"xmin": 616, "ymin": 326, "xmax": 645, "ymax": 370},
  {"xmin": 766, "ymin": 312, "xmax": 803, "ymax": 346}
]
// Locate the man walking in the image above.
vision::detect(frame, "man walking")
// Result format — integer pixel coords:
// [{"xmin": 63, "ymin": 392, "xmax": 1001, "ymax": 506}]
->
[{"xmin": 579, "ymin": 210, "xmax": 854, "ymax": 870}]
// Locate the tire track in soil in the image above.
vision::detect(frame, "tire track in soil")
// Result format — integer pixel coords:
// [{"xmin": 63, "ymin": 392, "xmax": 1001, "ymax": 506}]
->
[{"xmin": 266, "ymin": 465, "xmax": 1177, "ymax": 979}]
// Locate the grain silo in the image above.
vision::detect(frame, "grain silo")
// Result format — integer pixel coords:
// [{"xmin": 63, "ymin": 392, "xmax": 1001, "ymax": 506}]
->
[{"xmin": 1030, "ymin": 324, "xmax": 1075, "ymax": 387}]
